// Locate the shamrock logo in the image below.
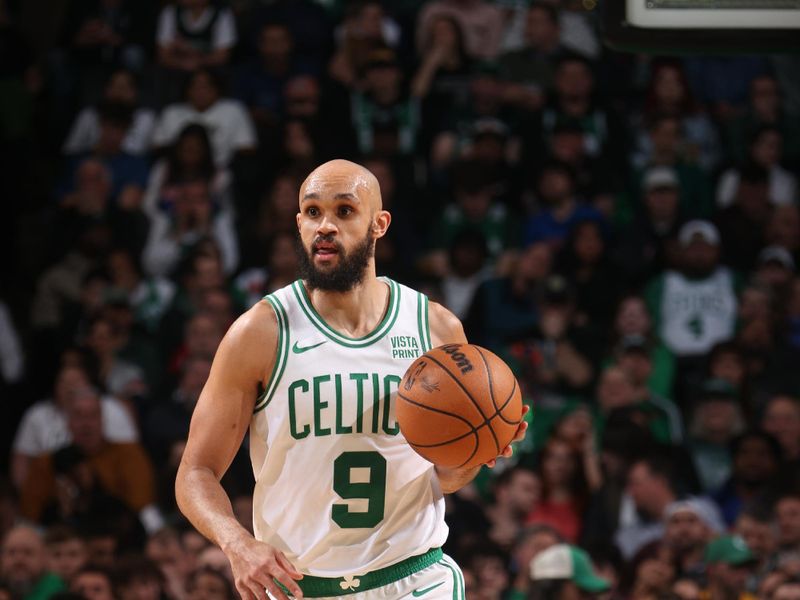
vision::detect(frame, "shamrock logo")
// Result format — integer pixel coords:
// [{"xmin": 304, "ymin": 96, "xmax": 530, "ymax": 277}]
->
[{"xmin": 340, "ymin": 575, "xmax": 361, "ymax": 591}]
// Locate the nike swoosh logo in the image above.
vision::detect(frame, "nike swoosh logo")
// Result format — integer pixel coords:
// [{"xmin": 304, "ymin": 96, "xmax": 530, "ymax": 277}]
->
[
  {"xmin": 412, "ymin": 582, "xmax": 445, "ymax": 597},
  {"xmin": 292, "ymin": 340, "xmax": 327, "ymax": 354}
]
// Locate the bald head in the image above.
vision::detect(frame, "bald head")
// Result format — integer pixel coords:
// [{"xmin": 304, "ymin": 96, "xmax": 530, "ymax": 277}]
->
[{"xmin": 300, "ymin": 159, "xmax": 383, "ymax": 213}]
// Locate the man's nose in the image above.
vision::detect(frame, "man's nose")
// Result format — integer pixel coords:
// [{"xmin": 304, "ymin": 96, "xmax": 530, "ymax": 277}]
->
[{"xmin": 316, "ymin": 215, "xmax": 338, "ymax": 236}]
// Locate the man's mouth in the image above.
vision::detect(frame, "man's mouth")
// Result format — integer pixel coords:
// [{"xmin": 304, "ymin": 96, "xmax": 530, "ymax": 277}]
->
[{"xmin": 313, "ymin": 241, "xmax": 339, "ymax": 257}]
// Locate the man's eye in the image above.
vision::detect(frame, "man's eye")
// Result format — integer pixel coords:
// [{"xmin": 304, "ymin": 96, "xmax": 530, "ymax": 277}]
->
[
  {"xmin": 338, "ymin": 206, "xmax": 353, "ymax": 217},
  {"xmin": 307, "ymin": 207, "xmax": 319, "ymax": 217}
]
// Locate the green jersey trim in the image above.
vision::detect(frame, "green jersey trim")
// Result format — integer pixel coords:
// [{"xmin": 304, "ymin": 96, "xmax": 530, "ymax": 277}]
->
[
  {"xmin": 417, "ymin": 293, "xmax": 432, "ymax": 352},
  {"xmin": 291, "ymin": 279, "xmax": 401, "ymax": 348},
  {"xmin": 254, "ymin": 295, "xmax": 290, "ymax": 413},
  {"xmin": 280, "ymin": 547, "xmax": 444, "ymax": 597}
]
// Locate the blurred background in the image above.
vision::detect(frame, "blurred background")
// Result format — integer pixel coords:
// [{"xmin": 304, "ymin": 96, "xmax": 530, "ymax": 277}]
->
[{"xmin": 0, "ymin": 0, "xmax": 799, "ymax": 598}]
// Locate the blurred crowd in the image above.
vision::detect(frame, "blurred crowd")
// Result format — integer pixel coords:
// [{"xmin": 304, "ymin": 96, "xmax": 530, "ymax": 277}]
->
[{"xmin": 0, "ymin": 0, "xmax": 800, "ymax": 599}]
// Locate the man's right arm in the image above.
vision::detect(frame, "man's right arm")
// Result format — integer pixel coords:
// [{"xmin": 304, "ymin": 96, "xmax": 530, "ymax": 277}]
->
[{"xmin": 175, "ymin": 301, "xmax": 303, "ymax": 600}]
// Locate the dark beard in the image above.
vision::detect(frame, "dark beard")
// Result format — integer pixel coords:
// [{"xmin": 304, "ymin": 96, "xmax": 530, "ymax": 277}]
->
[{"xmin": 297, "ymin": 229, "xmax": 374, "ymax": 292}]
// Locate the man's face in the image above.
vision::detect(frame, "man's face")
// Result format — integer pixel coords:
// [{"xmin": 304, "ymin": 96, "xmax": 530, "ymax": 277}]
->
[
  {"xmin": 627, "ymin": 463, "xmax": 665, "ymax": 515},
  {"xmin": 645, "ymin": 187, "xmax": 679, "ymax": 223},
  {"xmin": 49, "ymin": 538, "xmax": 88, "ymax": 581},
  {"xmin": 734, "ymin": 437, "xmax": 776, "ymax": 485},
  {"xmin": 597, "ymin": 368, "xmax": 635, "ymax": 412},
  {"xmin": 525, "ymin": 7, "xmax": 558, "ymax": 48},
  {"xmin": 736, "ymin": 515, "xmax": 776, "ymax": 559},
  {"xmin": 72, "ymin": 572, "xmax": 115, "ymax": 600},
  {"xmin": 762, "ymin": 397, "xmax": 800, "ymax": 455},
  {"xmin": 0, "ymin": 528, "xmax": 46, "ymax": 594},
  {"xmin": 618, "ymin": 352, "xmax": 652, "ymax": 387},
  {"xmin": 555, "ymin": 61, "xmax": 592, "ymax": 99},
  {"xmin": 682, "ymin": 239, "xmax": 719, "ymax": 276},
  {"xmin": 504, "ymin": 470, "xmax": 541, "ymax": 515},
  {"xmin": 777, "ymin": 498, "xmax": 800, "ymax": 546},
  {"xmin": 709, "ymin": 563, "xmax": 750, "ymax": 595},
  {"xmin": 67, "ymin": 393, "xmax": 104, "ymax": 452},
  {"xmin": 665, "ymin": 511, "xmax": 709, "ymax": 553},
  {"xmin": 296, "ymin": 175, "xmax": 383, "ymax": 292},
  {"xmin": 259, "ymin": 25, "xmax": 292, "ymax": 63},
  {"xmin": 187, "ymin": 73, "xmax": 219, "ymax": 112}
]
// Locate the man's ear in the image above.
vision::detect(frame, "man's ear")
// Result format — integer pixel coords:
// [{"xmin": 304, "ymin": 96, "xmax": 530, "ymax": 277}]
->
[{"xmin": 372, "ymin": 210, "xmax": 391, "ymax": 238}]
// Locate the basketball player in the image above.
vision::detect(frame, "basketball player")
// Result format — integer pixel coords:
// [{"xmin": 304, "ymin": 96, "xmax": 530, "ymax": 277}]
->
[{"xmin": 175, "ymin": 159, "xmax": 527, "ymax": 600}]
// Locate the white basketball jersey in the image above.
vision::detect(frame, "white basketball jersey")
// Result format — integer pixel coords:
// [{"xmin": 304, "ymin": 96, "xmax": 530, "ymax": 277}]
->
[{"xmin": 249, "ymin": 278, "xmax": 448, "ymax": 577}]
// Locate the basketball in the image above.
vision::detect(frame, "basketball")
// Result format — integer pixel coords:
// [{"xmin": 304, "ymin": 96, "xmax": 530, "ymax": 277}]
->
[{"xmin": 397, "ymin": 343, "xmax": 523, "ymax": 469}]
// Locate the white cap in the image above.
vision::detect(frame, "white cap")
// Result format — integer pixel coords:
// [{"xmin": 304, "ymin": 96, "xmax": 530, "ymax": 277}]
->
[
  {"xmin": 664, "ymin": 497, "xmax": 725, "ymax": 533},
  {"xmin": 644, "ymin": 166, "xmax": 679, "ymax": 191},
  {"xmin": 759, "ymin": 245, "xmax": 795, "ymax": 270},
  {"xmin": 679, "ymin": 220, "xmax": 720, "ymax": 247}
]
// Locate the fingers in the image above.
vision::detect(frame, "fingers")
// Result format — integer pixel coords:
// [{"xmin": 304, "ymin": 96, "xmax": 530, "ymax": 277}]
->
[
  {"xmin": 486, "ymin": 458, "xmax": 497, "ymax": 468},
  {"xmin": 271, "ymin": 568, "xmax": 304, "ymax": 598},
  {"xmin": 277, "ymin": 552, "xmax": 304, "ymax": 580},
  {"xmin": 521, "ymin": 404, "xmax": 531, "ymax": 416},
  {"xmin": 263, "ymin": 578, "xmax": 291, "ymax": 600}
]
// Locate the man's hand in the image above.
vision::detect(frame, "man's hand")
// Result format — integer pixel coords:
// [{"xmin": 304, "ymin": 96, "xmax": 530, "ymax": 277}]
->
[
  {"xmin": 485, "ymin": 404, "xmax": 529, "ymax": 468},
  {"xmin": 224, "ymin": 535, "xmax": 304, "ymax": 600}
]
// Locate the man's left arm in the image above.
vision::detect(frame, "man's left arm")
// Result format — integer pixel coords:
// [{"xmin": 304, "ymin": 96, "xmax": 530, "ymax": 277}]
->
[{"xmin": 427, "ymin": 302, "xmax": 528, "ymax": 494}]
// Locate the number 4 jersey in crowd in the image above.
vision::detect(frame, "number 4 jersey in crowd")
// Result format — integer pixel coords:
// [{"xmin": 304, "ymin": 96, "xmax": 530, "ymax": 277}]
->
[{"xmin": 248, "ymin": 278, "xmax": 448, "ymax": 577}]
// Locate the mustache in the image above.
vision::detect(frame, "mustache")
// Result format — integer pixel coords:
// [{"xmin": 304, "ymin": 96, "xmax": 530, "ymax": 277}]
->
[{"xmin": 312, "ymin": 235, "xmax": 344, "ymax": 252}]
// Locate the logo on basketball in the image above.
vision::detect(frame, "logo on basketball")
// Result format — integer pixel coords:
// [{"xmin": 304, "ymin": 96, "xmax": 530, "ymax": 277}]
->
[{"xmin": 440, "ymin": 344, "xmax": 474, "ymax": 375}]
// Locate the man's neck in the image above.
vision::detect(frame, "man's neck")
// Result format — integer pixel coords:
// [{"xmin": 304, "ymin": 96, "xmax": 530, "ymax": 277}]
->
[{"xmin": 304, "ymin": 274, "xmax": 389, "ymax": 338}]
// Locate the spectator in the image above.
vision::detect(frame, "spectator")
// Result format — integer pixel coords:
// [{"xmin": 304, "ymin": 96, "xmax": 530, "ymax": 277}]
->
[
  {"xmin": 19, "ymin": 387, "xmax": 160, "ymax": 532},
  {"xmin": 11, "ymin": 361, "xmax": 137, "ymax": 489},
  {"xmin": 485, "ymin": 466, "xmax": 541, "ymax": 550},
  {"xmin": 156, "ymin": 0, "xmax": 236, "ymax": 73},
  {"xmin": 412, "ymin": 15, "xmax": 473, "ymax": 136},
  {"xmin": 621, "ymin": 541, "xmax": 676, "ymax": 600},
  {"xmin": 646, "ymin": 220, "xmax": 737, "ymax": 361},
  {"xmin": 236, "ymin": 232, "xmax": 300, "ymax": 307},
  {"xmin": 60, "ymin": 101, "xmax": 150, "ymax": 204},
  {"xmin": 776, "ymin": 492, "xmax": 800, "ymax": 554},
  {"xmin": 616, "ymin": 455, "xmax": 678, "ymax": 559},
  {"xmin": 145, "ymin": 528, "xmax": 194, "ymax": 600},
  {"xmin": 762, "ymin": 395, "xmax": 800, "ymax": 463},
  {"xmin": 63, "ymin": 69, "xmax": 155, "ymax": 157},
  {"xmin": 70, "ymin": 565, "xmax": 114, "ymax": 600},
  {"xmin": 523, "ymin": 161, "xmax": 603, "ymax": 248},
  {"xmin": 141, "ymin": 178, "xmax": 239, "ymax": 278},
  {"xmin": 83, "ymin": 315, "xmax": 147, "ymax": 403},
  {"xmin": 632, "ymin": 114, "xmax": 715, "ymax": 220},
  {"xmin": 143, "ymin": 123, "xmax": 232, "ymax": 220},
  {"xmin": 609, "ymin": 295, "xmax": 676, "ymax": 400},
  {"xmin": 713, "ymin": 430, "xmax": 783, "ymax": 527},
  {"xmin": 416, "ymin": 0, "xmax": 504, "ymax": 61},
  {"xmin": 440, "ymin": 229, "xmax": 492, "ymax": 319},
  {"xmin": 186, "ymin": 566, "xmax": 235, "ymax": 600},
  {"xmin": 509, "ymin": 276, "xmax": 594, "ymax": 399},
  {"xmin": 556, "ymin": 219, "xmax": 619, "ymax": 324},
  {"xmin": 45, "ymin": 526, "xmax": 88, "ymax": 584},
  {"xmin": 112, "ymin": 556, "xmax": 167, "ymax": 600},
  {"xmin": 772, "ymin": 579, "xmax": 800, "ymax": 600},
  {"xmin": 715, "ymin": 164, "xmax": 772, "ymax": 273},
  {"xmin": 717, "ymin": 127, "xmax": 798, "ymax": 209},
  {"xmin": 463, "ymin": 241, "xmax": 552, "ymax": 352},
  {"xmin": 614, "ymin": 166, "xmax": 684, "ymax": 286},
  {"xmin": 662, "ymin": 499, "xmax": 724, "ymax": 578},
  {"xmin": 527, "ymin": 436, "xmax": 590, "ymax": 543},
  {"xmin": 529, "ymin": 543, "xmax": 611, "ymax": 599},
  {"xmin": 351, "ymin": 48, "xmax": 420, "ymax": 157},
  {"xmin": 701, "ymin": 535, "xmax": 759, "ymax": 600},
  {"xmin": 498, "ymin": 3, "xmax": 567, "ymax": 112},
  {"xmin": 722, "ymin": 74, "xmax": 800, "ymax": 166},
  {"xmin": 235, "ymin": 22, "xmax": 314, "ymax": 130},
  {"xmin": 687, "ymin": 379, "xmax": 745, "ymax": 494},
  {"xmin": 507, "ymin": 525, "xmax": 561, "ymax": 598},
  {"xmin": 143, "ymin": 355, "xmax": 211, "ymax": 463},
  {"xmin": 1, "ymin": 525, "xmax": 65, "ymax": 600},
  {"xmin": 152, "ymin": 69, "xmax": 256, "ymax": 168},
  {"xmin": 328, "ymin": 1, "xmax": 401, "ymax": 88},
  {"xmin": 735, "ymin": 505, "xmax": 780, "ymax": 584},
  {"xmin": 631, "ymin": 59, "xmax": 721, "ymax": 171},
  {"xmin": 614, "ymin": 335, "xmax": 683, "ymax": 445}
]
